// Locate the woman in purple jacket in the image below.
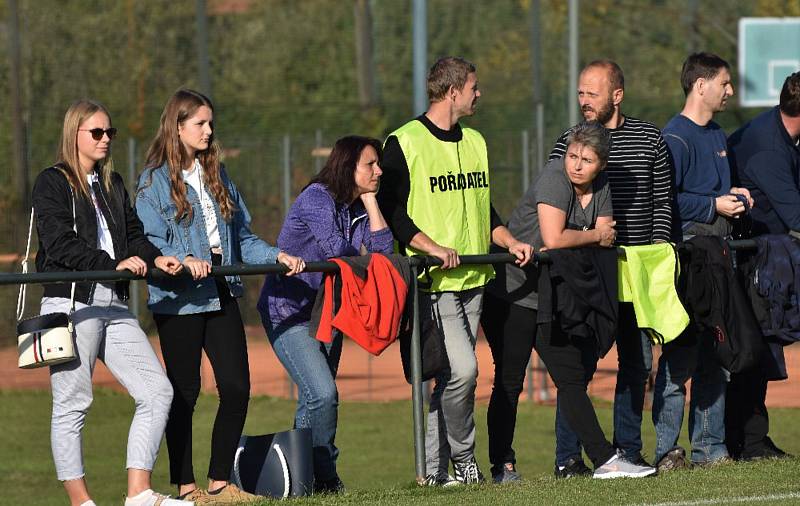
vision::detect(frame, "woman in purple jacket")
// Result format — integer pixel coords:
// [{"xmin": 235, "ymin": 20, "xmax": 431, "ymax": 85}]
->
[{"xmin": 257, "ymin": 136, "xmax": 392, "ymax": 492}]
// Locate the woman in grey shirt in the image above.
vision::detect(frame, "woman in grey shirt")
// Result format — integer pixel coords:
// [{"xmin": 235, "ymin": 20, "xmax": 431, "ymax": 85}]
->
[{"xmin": 482, "ymin": 121, "xmax": 653, "ymax": 482}]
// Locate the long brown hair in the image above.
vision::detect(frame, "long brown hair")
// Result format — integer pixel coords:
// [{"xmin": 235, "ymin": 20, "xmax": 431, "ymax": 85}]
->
[
  {"xmin": 144, "ymin": 88, "xmax": 234, "ymax": 222},
  {"xmin": 56, "ymin": 99, "xmax": 114, "ymax": 200}
]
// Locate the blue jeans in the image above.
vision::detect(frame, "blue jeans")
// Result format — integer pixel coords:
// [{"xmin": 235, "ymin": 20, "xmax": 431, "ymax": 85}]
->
[
  {"xmin": 652, "ymin": 333, "xmax": 730, "ymax": 464},
  {"xmin": 263, "ymin": 319, "xmax": 343, "ymax": 481},
  {"xmin": 555, "ymin": 304, "xmax": 651, "ymax": 465},
  {"xmin": 612, "ymin": 317, "xmax": 653, "ymax": 461}
]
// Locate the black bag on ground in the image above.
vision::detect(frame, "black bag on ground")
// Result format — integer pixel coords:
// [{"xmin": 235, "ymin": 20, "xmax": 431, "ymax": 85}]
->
[{"xmin": 230, "ymin": 428, "xmax": 313, "ymax": 498}]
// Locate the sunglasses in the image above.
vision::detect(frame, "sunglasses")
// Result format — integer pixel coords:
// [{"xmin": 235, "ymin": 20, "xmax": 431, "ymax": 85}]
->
[{"xmin": 79, "ymin": 127, "xmax": 117, "ymax": 141}]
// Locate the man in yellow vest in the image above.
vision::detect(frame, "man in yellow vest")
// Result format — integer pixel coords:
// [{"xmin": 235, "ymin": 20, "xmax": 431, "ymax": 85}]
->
[{"xmin": 378, "ymin": 56, "xmax": 533, "ymax": 486}]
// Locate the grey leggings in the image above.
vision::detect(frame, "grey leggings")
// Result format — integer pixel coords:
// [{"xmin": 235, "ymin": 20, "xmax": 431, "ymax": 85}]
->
[{"xmin": 45, "ymin": 284, "xmax": 173, "ymax": 481}]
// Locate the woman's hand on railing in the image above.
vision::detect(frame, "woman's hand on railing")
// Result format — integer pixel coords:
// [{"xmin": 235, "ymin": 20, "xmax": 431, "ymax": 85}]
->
[
  {"xmin": 507, "ymin": 241, "xmax": 534, "ymax": 267},
  {"xmin": 155, "ymin": 255, "xmax": 184, "ymax": 276},
  {"xmin": 183, "ymin": 256, "xmax": 212, "ymax": 280},
  {"xmin": 596, "ymin": 221, "xmax": 617, "ymax": 248},
  {"xmin": 116, "ymin": 256, "xmax": 148, "ymax": 277},
  {"xmin": 277, "ymin": 251, "xmax": 306, "ymax": 276}
]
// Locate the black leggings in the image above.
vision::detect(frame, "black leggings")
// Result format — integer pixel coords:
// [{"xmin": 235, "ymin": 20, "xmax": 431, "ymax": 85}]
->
[
  {"xmin": 535, "ymin": 325, "xmax": 616, "ymax": 468},
  {"xmin": 155, "ymin": 278, "xmax": 250, "ymax": 485},
  {"xmin": 481, "ymin": 292, "xmax": 537, "ymax": 474}
]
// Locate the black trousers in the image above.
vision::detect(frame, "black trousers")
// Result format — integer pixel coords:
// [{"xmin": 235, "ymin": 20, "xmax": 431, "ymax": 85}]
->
[
  {"xmin": 155, "ymin": 278, "xmax": 251, "ymax": 485},
  {"xmin": 725, "ymin": 367, "xmax": 770, "ymax": 459},
  {"xmin": 481, "ymin": 292, "xmax": 537, "ymax": 475},
  {"xmin": 535, "ymin": 324, "xmax": 616, "ymax": 468}
]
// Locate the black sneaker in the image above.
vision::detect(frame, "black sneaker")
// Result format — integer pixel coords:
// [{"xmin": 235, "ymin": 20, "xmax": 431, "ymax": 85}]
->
[
  {"xmin": 423, "ymin": 471, "xmax": 460, "ymax": 487},
  {"xmin": 554, "ymin": 457, "xmax": 592, "ymax": 479},
  {"xmin": 764, "ymin": 437, "xmax": 792, "ymax": 458},
  {"xmin": 453, "ymin": 457, "xmax": 485, "ymax": 484},
  {"xmin": 314, "ymin": 476, "xmax": 345, "ymax": 494},
  {"xmin": 491, "ymin": 462, "xmax": 522, "ymax": 484},
  {"xmin": 741, "ymin": 436, "xmax": 792, "ymax": 461},
  {"xmin": 656, "ymin": 446, "xmax": 688, "ymax": 473}
]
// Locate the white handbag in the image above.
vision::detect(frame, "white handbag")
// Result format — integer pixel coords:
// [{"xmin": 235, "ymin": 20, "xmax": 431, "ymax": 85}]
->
[{"xmin": 17, "ymin": 194, "xmax": 78, "ymax": 369}]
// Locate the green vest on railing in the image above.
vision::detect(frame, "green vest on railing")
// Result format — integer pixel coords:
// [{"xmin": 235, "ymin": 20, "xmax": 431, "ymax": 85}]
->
[{"xmin": 391, "ymin": 120, "xmax": 494, "ymax": 292}]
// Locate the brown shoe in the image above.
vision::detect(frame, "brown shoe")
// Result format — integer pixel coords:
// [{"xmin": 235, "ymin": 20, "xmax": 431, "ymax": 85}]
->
[
  {"xmin": 201, "ymin": 484, "xmax": 261, "ymax": 504},
  {"xmin": 177, "ymin": 488, "xmax": 208, "ymax": 502},
  {"xmin": 656, "ymin": 446, "xmax": 688, "ymax": 473}
]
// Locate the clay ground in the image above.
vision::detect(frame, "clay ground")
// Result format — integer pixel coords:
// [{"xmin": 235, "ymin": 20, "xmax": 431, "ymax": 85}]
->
[{"xmin": 2, "ymin": 326, "xmax": 798, "ymax": 408}]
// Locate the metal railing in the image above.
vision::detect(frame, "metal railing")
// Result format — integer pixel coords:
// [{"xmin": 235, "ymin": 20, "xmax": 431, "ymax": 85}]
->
[{"xmin": 0, "ymin": 241, "xmax": 759, "ymax": 483}]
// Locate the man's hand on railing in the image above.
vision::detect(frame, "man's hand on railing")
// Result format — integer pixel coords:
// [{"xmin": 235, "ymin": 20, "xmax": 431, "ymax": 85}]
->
[
  {"xmin": 155, "ymin": 255, "xmax": 183, "ymax": 276},
  {"xmin": 116, "ymin": 256, "xmax": 148, "ymax": 277},
  {"xmin": 428, "ymin": 244, "xmax": 460, "ymax": 269}
]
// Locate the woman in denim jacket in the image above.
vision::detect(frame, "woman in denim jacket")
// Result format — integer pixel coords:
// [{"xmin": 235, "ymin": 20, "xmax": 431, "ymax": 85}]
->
[
  {"xmin": 136, "ymin": 89, "xmax": 303, "ymax": 503},
  {"xmin": 257, "ymin": 136, "xmax": 393, "ymax": 493}
]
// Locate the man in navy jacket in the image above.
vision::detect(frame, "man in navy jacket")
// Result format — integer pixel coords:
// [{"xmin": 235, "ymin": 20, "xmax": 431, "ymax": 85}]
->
[
  {"xmin": 653, "ymin": 53, "xmax": 753, "ymax": 471},
  {"xmin": 729, "ymin": 72, "xmax": 800, "ymax": 237},
  {"xmin": 724, "ymin": 71, "xmax": 800, "ymax": 461}
]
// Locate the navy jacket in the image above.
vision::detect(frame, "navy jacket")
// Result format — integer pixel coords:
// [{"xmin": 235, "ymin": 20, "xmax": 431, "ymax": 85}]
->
[
  {"xmin": 663, "ymin": 114, "xmax": 732, "ymax": 230},
  {"xmin": 728, "ymin": 106, "xmax": 800, "ymax": 235}
]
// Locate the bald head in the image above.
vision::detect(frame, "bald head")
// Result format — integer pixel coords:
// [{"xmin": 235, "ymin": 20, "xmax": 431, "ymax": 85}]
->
[
  {"xmin": 577, "ymin": 61, "xmax": 625, "ymax": 126},
  {"xmin": 582, "ymin": 60, "xmax": 625, "ymax": 92}
]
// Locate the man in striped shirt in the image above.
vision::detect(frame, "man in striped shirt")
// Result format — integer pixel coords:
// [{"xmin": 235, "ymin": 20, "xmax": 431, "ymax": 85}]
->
[{"xmin": 548, "ymin": 60, "xmax": 673, "ymax": 477}]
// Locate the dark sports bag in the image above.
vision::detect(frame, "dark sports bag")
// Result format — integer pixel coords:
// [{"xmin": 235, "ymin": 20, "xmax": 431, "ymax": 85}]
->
[{"xmin": 230, "ymin": 428, "xmax": 313, "ymax": 498}]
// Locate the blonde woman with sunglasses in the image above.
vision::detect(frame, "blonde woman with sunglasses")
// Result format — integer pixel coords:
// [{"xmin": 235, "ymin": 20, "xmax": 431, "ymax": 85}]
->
[{"xmin": 31, "ymin": 100, "xmax": 189, "ymax": 506}]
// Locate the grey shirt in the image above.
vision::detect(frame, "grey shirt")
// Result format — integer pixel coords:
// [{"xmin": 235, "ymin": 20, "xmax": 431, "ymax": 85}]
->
[{"xmin": 487, "ymin": 157, "xmax": 613, "ymax": 309}]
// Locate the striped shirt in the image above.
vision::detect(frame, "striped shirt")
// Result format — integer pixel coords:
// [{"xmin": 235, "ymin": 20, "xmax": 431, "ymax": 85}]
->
[{"xmin": 549, "ymin": 116, "xmax": 673, "ymax": 245}]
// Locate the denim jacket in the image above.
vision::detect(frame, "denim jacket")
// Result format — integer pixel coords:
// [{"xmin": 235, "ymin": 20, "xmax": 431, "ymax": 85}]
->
[{"xmin": 136, "ymin": 163, "xmax": 280, "ymax": 314}]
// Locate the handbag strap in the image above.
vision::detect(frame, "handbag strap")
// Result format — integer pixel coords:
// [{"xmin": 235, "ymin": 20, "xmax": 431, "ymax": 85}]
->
[
  {"xmin": 17, "ymin": 190, "xmax": 78, "ymax": 321},
  {"xmin": 15, "ymin": 208, "xmax": 35, "ymax": 321}
]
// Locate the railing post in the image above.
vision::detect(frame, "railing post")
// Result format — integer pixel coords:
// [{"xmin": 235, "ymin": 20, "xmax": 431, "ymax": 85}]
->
[
  {"xmin": 409, "ymin": 261, "xmax": 426, "ymax": 483},
  {"xmin": 281, "ymin": 134, "xmax": 295, "ymax": 400},
  {"xmin": 128, "ymin": 137, "xmax": 140, "ymax": 319}
]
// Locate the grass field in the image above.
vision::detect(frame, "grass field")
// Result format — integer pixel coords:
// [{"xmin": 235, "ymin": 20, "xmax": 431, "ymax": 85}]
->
[{"xmin": 2, "ymin": 389, "xmax": 799, "ymax": 505}]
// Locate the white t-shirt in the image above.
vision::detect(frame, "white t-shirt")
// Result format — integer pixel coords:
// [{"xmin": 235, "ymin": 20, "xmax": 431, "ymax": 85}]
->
[
  {"xmin": 182, "ymin": 159, "xmax": 221, "ymax": 249},
  {"xmin": 87, "ymin": 173, "xmax": 115, "ymax": 259}
]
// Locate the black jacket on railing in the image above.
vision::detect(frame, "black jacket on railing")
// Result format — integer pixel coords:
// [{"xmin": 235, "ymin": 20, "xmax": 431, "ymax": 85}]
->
[
  {"xmin": 677, "ymin": 235, "xmax": 764, "ymax": 373},
  {"xmin": 31, "ymin": 165, "xmax": 161, "ymax": 303},
  {"xmin": 537, "ymin": 247, "xmax": 619, "ymax": 357}
]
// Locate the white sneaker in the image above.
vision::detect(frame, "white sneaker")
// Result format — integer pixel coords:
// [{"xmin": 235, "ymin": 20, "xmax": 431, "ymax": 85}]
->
[
  {"xmin": 592, "ymin": 453, "xmax": 657, "ymax": 479},
  {"xmin": 124, "ymin": 489, "xmax": 195, "ymax": 506}
]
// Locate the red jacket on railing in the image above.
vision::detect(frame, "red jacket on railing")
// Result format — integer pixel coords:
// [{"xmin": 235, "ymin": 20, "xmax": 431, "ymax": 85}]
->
[{"xmin": 311, "ymin": 254, "xmax": 411, "ymax": 356}]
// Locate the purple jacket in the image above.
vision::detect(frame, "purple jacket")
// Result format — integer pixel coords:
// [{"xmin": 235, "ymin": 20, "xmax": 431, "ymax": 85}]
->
[{"xmin": 257, "ymin": 183, "xmax": 394, "ymax": 329}]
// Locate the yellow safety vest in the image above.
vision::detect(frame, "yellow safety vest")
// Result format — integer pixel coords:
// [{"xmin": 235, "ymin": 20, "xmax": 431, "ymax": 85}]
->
[
  {"xmin": 391, "ymin": 119, "xmax": 494, "ymax": 292},
  {"xmin": 618, "ymin": 243, "xmax": 689, "ymax": 344}
]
